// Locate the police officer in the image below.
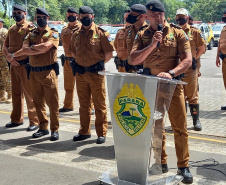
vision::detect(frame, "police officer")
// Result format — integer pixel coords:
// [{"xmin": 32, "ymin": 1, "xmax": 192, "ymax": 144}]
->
[
  {"xmin": 0, "ymin": 18, "xmax": 11, "ymax": 103},
  {"xmin": 14, "ymin": 8, "xmax": 60, "ymax": 141},
  {"xmin": 216, "ymin": 9, "xmax": 226, "ymax": 110},
  {"xmin": 114, "ymin": 10, "xmax": 131, "ymax": 72},
  {"xmin": 59, "ymin": 7, "xmax": 81, "ymax": 112},
  {"xmin": 176, "ymin": 8, "xmax": 205, "ymax": 131},
  {"xmin": 3, "ymin": 5, "xmax": 39, "ymax": 131},
  {"xmin": 69, "ymin": 6, "xmax": 114, "ymax": 144},
  {"xmin": 130, "ymin": 0, "xmax": 193, "ymax": 183},
  {"xmin": 125, "ymin": 4, "xmax": 148, "ymax": 72}
]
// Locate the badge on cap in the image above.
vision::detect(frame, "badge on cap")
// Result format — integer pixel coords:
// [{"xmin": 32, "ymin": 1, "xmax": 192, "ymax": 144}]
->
[
  {"xmin": 52, "ymin": 33, "xmax": 58, "ymax": 39},
  {"xmin": 150, "ymin": 5, "xmax": 153, "ymax": 10}
]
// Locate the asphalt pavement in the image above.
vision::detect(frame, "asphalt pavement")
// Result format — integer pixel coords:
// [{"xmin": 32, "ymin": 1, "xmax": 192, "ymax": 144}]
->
[{"xmin": 0, "ymin": 46, "xmax": 225, "ymax": 185}]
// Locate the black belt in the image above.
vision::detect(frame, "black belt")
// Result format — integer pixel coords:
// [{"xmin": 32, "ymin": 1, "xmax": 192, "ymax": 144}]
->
[
  {"xmin": 65, "ymin": 56, "xmax": 74, "ymax": 61},
  {"xmin": 30, "ymin": 63, "xmax": 56, "ymax": 72},
  {"xmin": 18, "ymin": 58, "xmax": 29, "ymax": 65}
]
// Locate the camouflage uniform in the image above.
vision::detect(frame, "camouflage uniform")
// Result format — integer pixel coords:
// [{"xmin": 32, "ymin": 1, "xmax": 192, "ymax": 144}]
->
[{"xmin": 0, "ymin": 28, "xmax": 11, "ymax": 102}]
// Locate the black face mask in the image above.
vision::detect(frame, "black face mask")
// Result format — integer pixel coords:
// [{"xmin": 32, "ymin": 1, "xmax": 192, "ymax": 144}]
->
[
  {"xmin": 222, "ymin": 17, "xmax": 226, "ymax": 23},
  {"xmin": 37, "ymin": 17, "xmax": 47, "ymax": 28},
  {"xmin": 13, "ymin": 14, "xmax": 25, "ymax": 22},
  {"xmin": 67, "ymin": 15, "xmax": 77, "ymax": 22},
  {"xmin": 80, "ymin": 17, "xmax": 92, "ymax": 27},
  {"xmin": 176, "ymin": 18, "xmax": 187, "ymax": 26},
  {"xmin": 126, "ymin": 14, "xmax": 139, "ymax": 24}
]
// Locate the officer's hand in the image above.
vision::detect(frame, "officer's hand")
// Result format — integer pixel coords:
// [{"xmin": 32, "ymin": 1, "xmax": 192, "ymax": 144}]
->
[
  {"xmin": 157, "ymin": 72, "xmax": 172, "ymax": 79},
  {"xmin": 151, "ymin": 31, "xmax": 163, "ymax": 47},
  {"xmin": 216, "ymin": 58, "xmax": 221, "ymax": 67},
  {"xmin": 9, "ymin": 57, "xmax": 20, "ymax": 66}
]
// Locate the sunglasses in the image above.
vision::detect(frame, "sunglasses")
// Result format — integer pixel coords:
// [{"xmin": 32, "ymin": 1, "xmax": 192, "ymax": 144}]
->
[
  {"xmin": 12, "ymin": 12, "xmax": 23, "ymax": 16},
  {"xmin": 37, "ymin": 16, "xmax": 47, "ymax": 19}
]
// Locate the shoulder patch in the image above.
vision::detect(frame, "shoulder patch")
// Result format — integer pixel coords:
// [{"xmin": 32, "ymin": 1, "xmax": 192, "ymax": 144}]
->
[
  {"xmin": 73, "ymin": 27, "xmax": 80, "ymax": 33},
  {"xmin": 170, "ymin": 23, "xmax": 182, "ymax": 29},
  {"xmin": 52, "ymin": 33, "xmax": 58, "ymax": 39},
  {"xmin": 139, "ymin": 24, "xmax": 149, "ymax": 31}
]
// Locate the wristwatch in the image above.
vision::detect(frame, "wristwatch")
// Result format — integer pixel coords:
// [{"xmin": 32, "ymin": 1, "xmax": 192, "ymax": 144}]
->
[
  {"xmin": 11, "ymin": 53, "xmax": 15, "ymax": 58},
  {"xmin": 168, "ymin": 70, "xmax": 175, "ymax": 78}
]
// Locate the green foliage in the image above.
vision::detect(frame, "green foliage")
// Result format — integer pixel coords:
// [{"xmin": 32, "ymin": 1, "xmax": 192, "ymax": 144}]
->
[{"xmin": 0, "ymin": 0, "xmax": 224, "ymax": 24}]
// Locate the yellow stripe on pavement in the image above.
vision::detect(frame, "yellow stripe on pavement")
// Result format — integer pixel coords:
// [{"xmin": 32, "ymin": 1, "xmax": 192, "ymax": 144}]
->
[
  {"xmin": 0, "ymin": 110, "xmax": 225, "ymax": 144},
  {"xmin": 166, "ymin": 133, "xmax": 226, "ymax": 144}
]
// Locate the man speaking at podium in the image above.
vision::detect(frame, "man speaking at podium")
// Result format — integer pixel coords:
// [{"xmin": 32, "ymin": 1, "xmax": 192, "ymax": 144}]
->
[{"xmin": 130, "ymin": 0, "xmax": 193, "ymax": 184}]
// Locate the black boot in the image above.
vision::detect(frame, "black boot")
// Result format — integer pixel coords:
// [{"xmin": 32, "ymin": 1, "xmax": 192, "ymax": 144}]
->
[
  {"xmin": 189, "ymin": 104, "xmax": 202, "ymax": 131},
  {"xmin": 185, "ymin": 102, "xmax": 188, "ymax": 113}
]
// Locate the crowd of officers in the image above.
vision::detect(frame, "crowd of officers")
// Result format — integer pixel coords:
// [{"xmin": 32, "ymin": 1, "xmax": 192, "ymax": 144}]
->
[{"xmin": 0, "ymin": 0, "xmax": 226, "ymax": 183}]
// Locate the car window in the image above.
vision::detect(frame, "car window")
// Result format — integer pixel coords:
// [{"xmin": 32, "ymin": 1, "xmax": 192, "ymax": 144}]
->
[
  {"xmin": 212, "ymin": 25, "xmax": 224, "ymax": 31},
  {"xmin": 204, "ymin": 26, "xmax": 208, "ymax": 32}
]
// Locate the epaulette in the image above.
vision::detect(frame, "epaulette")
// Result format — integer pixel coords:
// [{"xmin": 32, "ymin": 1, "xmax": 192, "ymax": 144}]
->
[
  {"xmin": 139, "ymin": 24, "xmax": 149, "ymax": 31},
  {"xmin": 170, "ymin": 23, "xmax": 182, "ymax": 29},
  {"xmin": 28, "ymin": 24, "xmax": 36, "ymax": 31},
  {"xmin": 51, "ymin": 28, "xmax": 58, "ymax": 32},
  {"xmin": 125, "ymin": 25, "xmax": 132, "ymax": 30},
  {"xmin": 73, "ymin": 27, "xmax": 80, "ymax": 33},
  {"xmin": 98, "ymin": 27, "xmax": 107, "ymax": 32}
]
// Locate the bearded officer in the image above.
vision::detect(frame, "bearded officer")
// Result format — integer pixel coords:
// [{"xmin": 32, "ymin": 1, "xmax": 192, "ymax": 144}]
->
[
  {"xmin": 0, "ymin": 18, "xmax": 11, "ymax": 103},
  {"xmin": 69, "ymin": 6, "xmax": 114, "ymax": 144},
  {"xmin": 176, "ymin": 8, "xmax": 205, "ymax": 131},
  {"xmin": 216, "ymin": 9, "xmax": 226, "ymax": 110},
  {"xmin": 3, "ymin": 4, "xmax": 39, "ymax": 131},
  {"xmin": 14, "ymin": 8, "xmax": 60, "ymax": 141},
  {"xmin": 59, "ymin": 7, "xmax": 81, "ymax": 112},
  {"xmin": 130, "ymin": 0, "xmax": 193, "ymax": 183}
]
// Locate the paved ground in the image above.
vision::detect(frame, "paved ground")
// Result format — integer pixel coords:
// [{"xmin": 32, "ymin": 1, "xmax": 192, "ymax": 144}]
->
[
  {"xmin": 0, "ymin": 46, "xmax": 226, "ymax": 185},
  {"xmin": 1, "ymin": 47, "xmax": 226, "ymax": 138}
]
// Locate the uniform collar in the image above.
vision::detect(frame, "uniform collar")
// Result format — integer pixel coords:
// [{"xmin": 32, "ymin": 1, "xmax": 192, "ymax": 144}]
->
[
  {"xmin": 184, "ymin": 24, "xmax": 191, "ymax": 31},
  {"xmin": 34, "ymin": 25, "xmax": 51, "ymax": 34},
  {"xmin": 81, "ymin": 22, "xmax": 96, "ymax": 32},
  {"xmin": 68, "ymin": 21, "xmax": 79, "ymax": 29},
  {"xmin": 16, "ymin": 20, "xmax": 27, "ymax": 27}
]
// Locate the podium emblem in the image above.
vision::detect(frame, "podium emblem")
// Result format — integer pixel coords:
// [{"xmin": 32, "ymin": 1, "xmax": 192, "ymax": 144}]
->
[{"xmin": 114, "ymin": 83, "xmax": 151, "ymax": 137}]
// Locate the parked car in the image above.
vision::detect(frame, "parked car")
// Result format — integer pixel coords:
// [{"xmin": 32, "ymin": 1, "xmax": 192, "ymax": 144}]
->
[
  {"xmin": 195, "ymin": 24, "xmax": 214, "ymax": 50},
  {"xmin": 212, "ymin": 24, "xmax": 226, "ymax": 46},
  {"xmin": 100, "ymin": 26, "xmax": 123, "ymax": 41},
  {"xmin": 48, "ymin": 21, "xmax": 66, "ymax": 46}
]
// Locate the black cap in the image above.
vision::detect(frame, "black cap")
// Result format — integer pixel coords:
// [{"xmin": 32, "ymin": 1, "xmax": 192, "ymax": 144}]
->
[
  {"xmin": 146, "ymin": 0, "xmax": 165, "ymax": 12},
  {"xmin": 67, "ymin": 7, "xmax": 78, "ymax": 14},
  {"xmin": 0, "ymin": 18, "xmax": 4, "ymax": 23},
  {"xmin": 223, "ymin": 9, "xmax": 226, "ymax": 14},
  {"xmin": 189, "ymin": 15, "xmax": 193, "ymax": 21},
  {"xmin": 125, "ymin": 9, "xmax": 131, "ymax": 13},
  {"xmin": 13, "ymin": 4, "xmax": 26, "ymax": 12},
  {"xmin": 79, "ymin": 6, "xmax": 93, "ymax": 14},
  {"xmin": 36, "ymin": 7, "xmax": 49, "ymax": 17},
  {"xmin": 130, "ymin": 4, "xmax": 146, "ymax": 14}
]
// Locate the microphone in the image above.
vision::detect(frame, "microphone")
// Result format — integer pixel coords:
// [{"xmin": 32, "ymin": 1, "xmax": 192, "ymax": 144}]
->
[{"xmin": 157, "ymin": 24, "xmax": 163, "ymax": 48}]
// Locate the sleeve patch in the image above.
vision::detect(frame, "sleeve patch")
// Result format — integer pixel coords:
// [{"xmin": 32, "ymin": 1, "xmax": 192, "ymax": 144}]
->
[{"xmin": 52, "ymin": 33, "xmax": 58, "ymax": 39}]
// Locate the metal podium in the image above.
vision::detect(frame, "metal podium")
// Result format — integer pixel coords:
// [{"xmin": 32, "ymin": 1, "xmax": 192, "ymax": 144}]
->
[{"xmin": 98, "ymin": 72, "xmax": 186, "ymax": 185}]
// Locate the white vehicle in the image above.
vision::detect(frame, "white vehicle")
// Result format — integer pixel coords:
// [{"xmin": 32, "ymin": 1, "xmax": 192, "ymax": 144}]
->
[{"xmin": 212, "ymin": 24, "xmax": 226, "ymax": 46}]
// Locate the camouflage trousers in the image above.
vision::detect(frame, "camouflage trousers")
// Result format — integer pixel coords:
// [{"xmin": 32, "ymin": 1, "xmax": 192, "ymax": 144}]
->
[{"xmin": 0, "ymin": 55, "xmax": 11, "ymax": 98}]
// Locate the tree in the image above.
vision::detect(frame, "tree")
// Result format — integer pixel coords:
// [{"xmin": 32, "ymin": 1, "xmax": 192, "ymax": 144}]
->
[{"xmin": 129, "ymin": 108, "xmax": 136, "ymax": 117}]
